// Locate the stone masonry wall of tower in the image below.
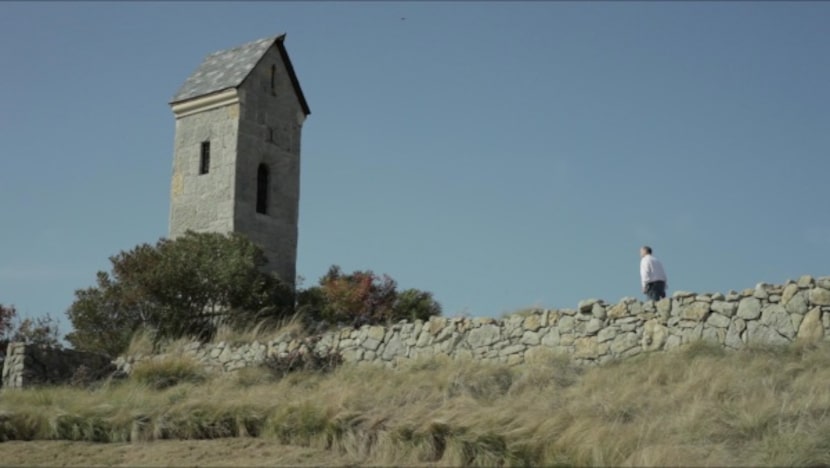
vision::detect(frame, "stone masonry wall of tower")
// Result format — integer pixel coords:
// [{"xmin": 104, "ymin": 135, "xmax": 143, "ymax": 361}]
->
[{"xmin": 234, "ymin": 45, "xmax": 304, "ymax": 287}]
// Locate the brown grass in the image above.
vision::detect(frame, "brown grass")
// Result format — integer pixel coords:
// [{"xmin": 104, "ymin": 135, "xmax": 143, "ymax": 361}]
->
[{"xmin": 3, "ymin": 341, "xmax": 830, "ymax": 466}]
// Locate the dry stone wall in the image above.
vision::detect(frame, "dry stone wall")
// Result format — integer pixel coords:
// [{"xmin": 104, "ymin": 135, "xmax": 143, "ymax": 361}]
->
[
  {"xmin": 2, "ymin": 343, "xmax": 113, "ymax": 389},
  {"xmin": 115, "ymin": 275, "xmax": 830, "ymax": 375}
]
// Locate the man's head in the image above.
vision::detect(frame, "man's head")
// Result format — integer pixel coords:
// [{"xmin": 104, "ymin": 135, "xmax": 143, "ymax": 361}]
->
[{"xmin": 640, "ymin": 246, "xmax": 652, "ymax": 258}]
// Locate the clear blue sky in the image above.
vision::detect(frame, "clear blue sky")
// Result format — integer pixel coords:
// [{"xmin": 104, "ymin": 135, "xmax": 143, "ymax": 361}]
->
[{"xmin": 1, "ymin": 2, "xmax": 829, "ymax": 337}]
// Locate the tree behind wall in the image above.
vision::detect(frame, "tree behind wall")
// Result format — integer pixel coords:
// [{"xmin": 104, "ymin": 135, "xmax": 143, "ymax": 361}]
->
[{"xmin": 65, "ymin": 231, "xmax": 294, "ymax": 357}]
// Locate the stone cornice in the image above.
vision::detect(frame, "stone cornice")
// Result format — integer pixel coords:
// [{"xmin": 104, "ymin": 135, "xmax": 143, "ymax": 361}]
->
[{"xmin": 170, "ymin": 88, "xmax": 239, "ymax": 119}]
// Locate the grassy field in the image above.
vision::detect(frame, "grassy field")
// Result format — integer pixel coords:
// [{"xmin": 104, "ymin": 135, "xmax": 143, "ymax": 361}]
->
[{"xmin": 2, "ymin": 340, "xmax": 830, "ymax": 466}]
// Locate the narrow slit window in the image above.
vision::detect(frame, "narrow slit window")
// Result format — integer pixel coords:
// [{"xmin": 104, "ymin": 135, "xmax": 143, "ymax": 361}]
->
[
  {"xmin": 270, "ymin": 65, "xmax": 276, "ymax": 96},
  {"xmin": 256, "ymin": 163, "xmax": 269, "ymax": 214},
  {"xmin": 199, "ymin": 141, "xmax": 210, "ymax": 175}
]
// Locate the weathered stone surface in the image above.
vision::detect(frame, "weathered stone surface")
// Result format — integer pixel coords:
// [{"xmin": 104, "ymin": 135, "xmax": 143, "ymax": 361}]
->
[
  {"xmin": 672, "ymin": 291, "xmax": 695, "ymax": 298},
  {"xmin": 368, "ymin": 326, "xmax": 386, "ymax": 341},
  {"xmin": 760, "ymin": 305, "xmax": 795, "ymax": 339},
  {"xmin": 798, "ymin": 275, "xmax": 814, "ymax": 288},
  {"xmin": 611, "ymin": 333, "xmax": 639, "ymax": 354},
  {"xmin": 541, "ymin": 328, "xmax": 560, "ymax": 347},
  {"xmin": 797, "ymin": 307, "xmax": 824, "ymax": 343},
  {"xmin": 578, "ymin": 299, "xmax": 600, "ymax": 314},
  {"xmin": 585, "ymin": 318, "xmax": 603, "ymax": 335},
  {"xmin": 809, "ymin": 288, "xmax": 830, "ymax": 306},
  {"xmin": 467, "ymin": 325, "xmax": 500, "ymax": 348},
  {"xmin": 574, "ymin": 337, "xmax": 599, "ymax": 359},
  {"xmin": 706, "ymin": 313, "xmax": 731, "ymax": 329},
  {"xmin": 382, "ymin": 334, "xmax": 405, "ymax": 361},
  {"xmin": 737, "ymin": 298, "xmax": 762, "ymax": 320},
  {"xmin": 499, "ymin": 344, "xmax": 526, "ymax": 356},
  {"xmin": 711, "ymin": 301, "xmax": 737, "ymax": 317},
  {"xmin": 362, "ymin": 338, "xmax": 381, "ymax": 351},
  {"xmin": 520, "ymin": 331, "xmax": 541, "ymax": 346},
  {"xmin": 523, "ymin": 314, "xmax": 542, "ymax": 332},
  {"xmin": 597, "ymin": 327, "xmax": 618, "ymax": 343},
  {"xmin": 656, "ymin": 298, "xmax": 671, "ymax": 317},
  {"xmin": 592, "ymin": 303, "xmax": 607, "ymax": 319},
  {"xmin": 642, "ymin": 319, "xmax": 668, "ymax": 351},
  {"xmin": 785, "ymin": 291, "xmax": 809, "ymax": 315},
  {"xmin": 781, "ymin": 284, "xmax": 799, "ymax": 304},
  {"xmin": 747, "ymin": 321, "xmax": 789, "ymax": 345},
  {"xmin": 608, "ymin": 303, "xmax": 628, "ymax": 319},
  {"xmin": 725, "ymin": 322, "xmax": 744, "ymax": 349},
  {"xmin": 558, "ymin": 316, "xmax": 576, "ymax": 333},
  {"xmin": 681, "ymin": 302, "xmax": 711, "ymax": 321},
  {"xmin": 702, "ymin": 327, "xmax": 726, "ymax": 344},
  {"xmin": 754, "ymin": 283, "xmax": 770, "ymax": 299},
  {"xmin": 817, "ymin": 277, "xmax": 830, "ymax": 290}
]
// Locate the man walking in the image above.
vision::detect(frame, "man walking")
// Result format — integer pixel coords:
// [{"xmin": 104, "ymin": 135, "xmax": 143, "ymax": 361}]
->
[{"xmin": 640, "ymin": 246, "xmax": 668, "ymax": 301}]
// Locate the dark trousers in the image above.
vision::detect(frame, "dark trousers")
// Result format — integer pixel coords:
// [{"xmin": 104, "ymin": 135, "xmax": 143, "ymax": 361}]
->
[{"xmin": 645, "ymin": 280, "xmax": 666, "ymax": 301}]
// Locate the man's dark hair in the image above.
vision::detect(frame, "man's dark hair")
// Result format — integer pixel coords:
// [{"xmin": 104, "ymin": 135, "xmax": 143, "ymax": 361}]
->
[{"xmin": 642, "ymin": 246, "xmax": 652, "ymax": 254}]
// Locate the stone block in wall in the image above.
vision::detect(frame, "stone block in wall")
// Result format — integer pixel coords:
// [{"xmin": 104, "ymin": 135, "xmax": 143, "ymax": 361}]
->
[
  {"xmin": 785, "ymin": 291, "xmax": 809, "ymax": 315},
  {"xmin": 809, "ymin": 287, "xmax": 830, "ymax": 306},
  {"xmin": 381, "ymin": 333, "xmax": 405, "ymax": 361},
  {"xmin": 760, "ymin": 305, "xmax": 795, "ymax": 339},
  {"xmin": 746, "ymin": 321, "xmax": 789, "ymax": 346},
  {"xmin": 467, "ymin": 325, "xmax": 501, "ymax": 349},
  {"xmin": 725, "ymin": 322, "xmax": 744, "ymax": 349},
  {"xmin": 817, "ymin": 277, "xmax": 830, "ymax": 290},
  {"xmin": 781, "ymin": 284, "xmax": 799, "ymax": 305},
  {"xmin": 520, "ymin": 331, "xmax": 541, "ymax": 346},
  {"xmin": 597, "ymin": 326, "xmax": 619, "ymax": 343},
  {"xmin": 681, "ymin": 323, "xmax": 704, "ymax": 343},
  {"xmin": 641, "ymin": 320, "xmax": 667, "ymax": 352},
  {"xmin": 706, "ymin": 313, "xmax": 731, "ymax": 329},
  {"xmin": 790, "ymin": 313, "xmax": 804, "ymax": 332},
  {"xmin": 558, "ymin": 316, "xmax": 576, "ymax": 333},
  {"xmin": 611, "ymin": 332, "xmax": 639, "ymax": 354},
  {"xmin": 737, "ymin": 297, "xmax": 762, "ymax": 320},
  {"xmin": 574, "ymin": 337, "xmax": 599, "ymax": 359},
  {"xmin": 754, "ymin": 284, "xmax": 770, "ymax": 299},
  {"xmin": 798, "ymin": 275, "xmax": 814, "ymax": 288},
  {"xmin": 584, "ymin": 318, "xmax": 603, "ymax": 336},
  {"xmin": 499, "ymin": 344, "xmax": 526, "ymax": 357},
  {"xmin": 577, "ymin": 298, "xmax": 601, "ymax": 314},
  {"xmin": 362, "ymin": 338, "xmax": 381, "ymax": 351},
  {"xmin": 665, "ymin": 334, "xmax": 682, "ymax": 350},
  {"xmin": 681, "ymin": 302, "xmax": 711, "ymax": 321},
  {"xmin": 608, "ymin": 302, "xmax": 628, "ymax": 319},
  {"xmin": 541, "ymin": 328, "xmax": 560, "ymax": 347},
  {"xmin": 656, "ymin": 298, "xmax": 671, "ymax": 317},
  {"xmin": 522, "ymin": 314, "xmax": 542, "ymax": 331},
  {"xmin": 796, "ymin": 307, "xmax": 823, "ymax": 343},
  {"xmin": 711, "ymin": 301, "xmax": 737, "ymax": 317},
  {"xmin": 702, "ymin": 327, "xmax": 726, "ymax": 345}
]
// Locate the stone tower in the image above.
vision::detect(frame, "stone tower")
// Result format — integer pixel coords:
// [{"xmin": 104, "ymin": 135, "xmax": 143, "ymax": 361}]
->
[{"xmin": 168, "ymin": 34, "xmax": 310, "ymax": 286}]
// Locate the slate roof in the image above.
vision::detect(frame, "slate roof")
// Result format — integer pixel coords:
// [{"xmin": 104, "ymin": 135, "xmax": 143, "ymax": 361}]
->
[{"xmin": 171, "ymin": 34, "xmax": 310, "ymax": 115}]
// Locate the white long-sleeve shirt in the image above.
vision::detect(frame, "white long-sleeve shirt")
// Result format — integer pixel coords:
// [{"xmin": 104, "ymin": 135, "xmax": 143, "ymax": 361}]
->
[{"xmin": 640, "ymin": 254, "xmax": 668, "ymax": 289}]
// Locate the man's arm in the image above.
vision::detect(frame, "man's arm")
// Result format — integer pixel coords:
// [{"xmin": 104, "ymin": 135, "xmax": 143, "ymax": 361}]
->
[{"xmin": 640, "ymin": 257, "xmax": 649, "ymax": 291}]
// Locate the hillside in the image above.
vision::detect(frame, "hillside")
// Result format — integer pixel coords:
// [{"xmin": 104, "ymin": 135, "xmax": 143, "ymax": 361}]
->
[{"xmin": 2, "ymin": 341, "xmax": 830, "ymax": 466}]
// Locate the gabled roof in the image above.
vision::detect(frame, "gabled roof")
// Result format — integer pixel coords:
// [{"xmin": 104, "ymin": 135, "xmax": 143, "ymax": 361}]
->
[{"xmin": 170, "ymin": 34, "xmax": 310, "ymax": 115}]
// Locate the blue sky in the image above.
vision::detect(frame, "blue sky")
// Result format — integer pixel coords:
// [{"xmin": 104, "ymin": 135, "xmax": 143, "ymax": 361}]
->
[{"xmin": 1, "ymin": 2, "xmax": 829, "ymax": 337}]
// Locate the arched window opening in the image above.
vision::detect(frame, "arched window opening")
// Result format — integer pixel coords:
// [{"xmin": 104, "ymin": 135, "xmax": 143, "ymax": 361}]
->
[
  {"xmin": 270, "ymin": 65, "xmax": 276, "ymax": 96},
  {"xmin": 256, "ymin": 163, "xmax": 269, "ymax": 215}
]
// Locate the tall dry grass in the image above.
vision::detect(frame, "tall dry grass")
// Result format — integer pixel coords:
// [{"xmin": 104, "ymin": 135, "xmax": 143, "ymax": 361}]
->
[{"xmin": 3, "ymin": 341, "xmax": 830, "ymax": 466}]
